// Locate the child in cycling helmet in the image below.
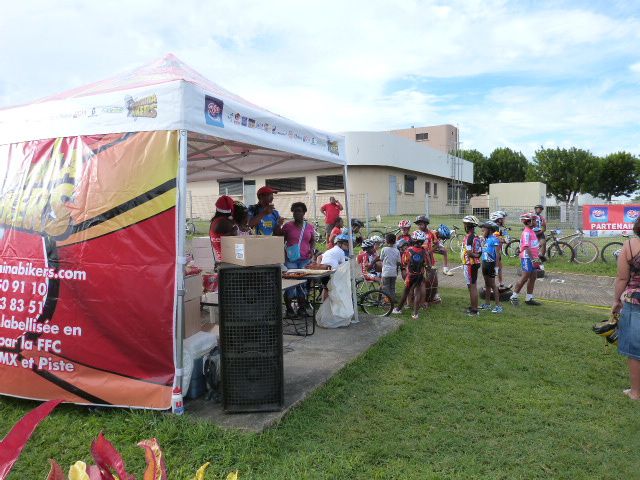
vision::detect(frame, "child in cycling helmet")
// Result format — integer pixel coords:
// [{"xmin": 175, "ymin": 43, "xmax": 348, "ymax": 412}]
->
[
  {"xmin": 414, "ymin": 215, "xmax": 442, "ymax": 304},
  {"xmin": 490, "ymin": 211, "xmax": 511, "ymax": 290},
  {"xmin": 510, "ymin": 213, "xmax": 542, "ymax": 306},
  {"xmin": 434, "ymin": 224, "xmax": 454, "ymax": 276},
  {"xmin": 480, "ymin": 221, "xmax": 503, "ymax": 313},
  {"xmin": 392, "ymin": 230, "xmax": 430, "ymax": 319},
  {"xmin": 398, "ymin": 220, "xmax": 412, "ymax": 243},
  {"xmin": 462, "ymin": 215, "xmax": 482, "ymax": 316},
  {"xmin": 357, "ymin": 239, "xmax": 381, "ymax": 282},
  {"xmin": 396, "ymin": 238, "xmax": 410, "ymax": 280}
]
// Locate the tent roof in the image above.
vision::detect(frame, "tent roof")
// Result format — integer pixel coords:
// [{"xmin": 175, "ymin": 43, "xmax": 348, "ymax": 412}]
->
[
  {"xmin": 0, "ymin": 55, "xmax": 346, "ymax": 172},
  {"xmin": 29, "ymin": 54, "xmax": 263, "ymax": 111}
]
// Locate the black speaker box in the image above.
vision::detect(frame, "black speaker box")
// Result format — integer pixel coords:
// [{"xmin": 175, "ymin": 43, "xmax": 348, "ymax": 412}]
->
[{"xmin": 218, "ymin": 264, "xmax": 284, "ymax": 412}]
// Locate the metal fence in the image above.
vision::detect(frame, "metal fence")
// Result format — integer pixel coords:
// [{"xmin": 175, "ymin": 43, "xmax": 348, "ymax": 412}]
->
[{"xmin": 189, "ymin": 190, "xmax": 585, "ymax": 234}]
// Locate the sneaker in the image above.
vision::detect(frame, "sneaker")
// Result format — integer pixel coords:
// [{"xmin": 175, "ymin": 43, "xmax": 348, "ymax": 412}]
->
[
  {"xmin": 411, "ymin": 313, "xmax": 419, "ymax": 320},
  {"xmin": 466, "ymin": 309, "xmax": 480, "ymax": 317},
  {"xmin": 510, "ymin": 296, "xmax": 519, "ymax": 306},
  {"xmin": 432, "ymin": 294, "xmax": 442, "ymax": 304},
  {"xmin": 492, "ymin": 305, "xmax": 504, "ymax": 314},
  {"xmin": 480, "ymin": 303, "xmax": 492, "ymax": 310},
  {"xmin": 442, "ymin": 267, "xmax": 454, "ymax": 276},
  {"xmin": 525, "ymin": 299, "xmax": 542, "ymax": 306},
  {"xmin": 392, "ymin": 308, "xmax": 402, "ymax": 314}
]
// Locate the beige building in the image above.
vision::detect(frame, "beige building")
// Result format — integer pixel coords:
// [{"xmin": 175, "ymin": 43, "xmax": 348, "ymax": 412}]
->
[
  {"xmin": 188, "ymin": 129, "xmax": 473, "ymax": 220},
  {"xmin": 389, "ymin": 124, "xmax": 459, "ymax": 154}
]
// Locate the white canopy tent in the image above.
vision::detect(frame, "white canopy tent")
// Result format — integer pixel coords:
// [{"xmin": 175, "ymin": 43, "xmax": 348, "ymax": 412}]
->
[{"xmin": 0, "ymin": 54, "xmax": 358, "ymax": 403}]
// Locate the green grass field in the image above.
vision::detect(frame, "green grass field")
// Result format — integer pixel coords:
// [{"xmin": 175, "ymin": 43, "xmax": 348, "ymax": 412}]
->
[{"xmin": 2, "ymin": 288, "xmax": 638, "ymax": 479}]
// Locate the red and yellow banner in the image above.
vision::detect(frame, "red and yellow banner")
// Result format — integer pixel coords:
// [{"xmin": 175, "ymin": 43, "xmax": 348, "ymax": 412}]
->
[{"xmin": 0, "ymin": 131, "xmax": 178, "ymax": 409}]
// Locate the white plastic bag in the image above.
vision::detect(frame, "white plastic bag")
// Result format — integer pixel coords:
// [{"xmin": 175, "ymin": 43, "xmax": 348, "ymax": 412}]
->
[{"xmin": 317, "ymin": 261, "xmax": 354, "ymax": 328}]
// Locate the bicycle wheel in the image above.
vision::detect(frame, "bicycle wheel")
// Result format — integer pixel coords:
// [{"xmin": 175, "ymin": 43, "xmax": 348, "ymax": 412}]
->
[
  {"xmin": 601, "ymin": 242, "xmax": 623, "ymax": 263},
  {"xmin": 505, "ymin": 239, "xmax": 520, "ymax": 257},
  {"xmin": 546, "ymin": 241, "xmax": 574, "ymax": 263},
  {"xmin": 314, "ymin": 229, "xmax": 326, "ymax": 245},
  {"xmin": 449, "ymin": 234, "xmax": 464, "ymax": 253},
  {"xmin": 572, "ymin": 240, "xmax": 599, "ymax": 264},
  {"xmin": 359, "ymin": 289, "xmax": 394, "ymax": 317}
]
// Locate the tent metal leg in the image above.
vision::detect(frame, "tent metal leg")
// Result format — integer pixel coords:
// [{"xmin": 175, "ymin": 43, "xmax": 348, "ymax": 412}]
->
[
  {"xmin": 174, "ymin": 129, "xmax": 188, "ymax": 411},
  {"xmin": 342, "ymin": 164, "xmax": 359, "ymax": 323}
]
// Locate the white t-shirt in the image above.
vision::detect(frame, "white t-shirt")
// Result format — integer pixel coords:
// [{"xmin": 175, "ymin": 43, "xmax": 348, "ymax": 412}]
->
[
  {"xmin": 380, "ymin": 246, "xmax": 400, "ymax": 278},
  {"xmin": 320, "ymin": 245, "xmax": 348, "ymax": 270}
]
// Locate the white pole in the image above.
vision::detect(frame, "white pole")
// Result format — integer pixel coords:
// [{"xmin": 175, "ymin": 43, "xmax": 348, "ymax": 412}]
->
[
  {"xmin": 343, "ymin": 164, "xmax": 359, "ymax": 323},
  {"xmin": 174, "ymin": 129, "xmax": 188, "ymax": 411},
  {"xmin": 425, "ymin": 193, "xmax": 430, "ymax": 218},
  {"xmin": 312, "ymin": 190, "xmax": 317, "ymax": 223},
  {"xmin": 364, "ymin": 193, "xmax": 370, "ymax": 236}
]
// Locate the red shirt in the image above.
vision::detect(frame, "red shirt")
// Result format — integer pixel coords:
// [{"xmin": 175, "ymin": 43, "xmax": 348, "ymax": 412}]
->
[
  {"xmin": 321, "ymin": 202, "xmax": 342, "ymax": 225},
  {"xmin": 327, "ymin": 226, "xmax": 342, "ymax": 249}
]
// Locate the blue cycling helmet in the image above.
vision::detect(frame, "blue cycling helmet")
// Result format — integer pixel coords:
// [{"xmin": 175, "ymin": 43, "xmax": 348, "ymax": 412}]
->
[
  {"xmin": 336, "ymin": 233, "xmax": 351, "ymax": 242},
  {"xmin": 437, "ymin": 224, "xmax": 451, "ymax": 239}
]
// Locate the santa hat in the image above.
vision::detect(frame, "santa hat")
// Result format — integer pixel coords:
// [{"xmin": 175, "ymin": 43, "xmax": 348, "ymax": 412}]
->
[{"xmin": 215, "ymin": 195, "xmax": 235, "ymax": 215}]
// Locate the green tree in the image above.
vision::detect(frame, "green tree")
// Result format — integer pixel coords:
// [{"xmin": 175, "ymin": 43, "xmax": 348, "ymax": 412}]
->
[
  {"xmin": 458, "ymin": 149, "xmax": 489, "ymax": 195},
  {"xmin": 486, "ymin": 147, "xmax": 528, "ymax": 185},
  {"xmin": 591, "ymin": 151, "xmax": 640, "ymax": 202},
  {"xmin": 529, "ymin": 147, "xmax": 599, "ymax": 205}
]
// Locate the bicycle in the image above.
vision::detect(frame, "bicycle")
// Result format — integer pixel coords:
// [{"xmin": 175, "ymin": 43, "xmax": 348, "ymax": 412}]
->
[
  {"xmin": 310, "ymin": 277, "xmax": 394, "ymax": 317},
  {"xmin": 505, "ymin": 229, "xmax": 576, "ymax": 263},
  {"xmin": 601, "ymin": 233, "xmax": 629, "ymax": 263},
  {"xmin": 448, "ymin": 225, "xmax": 464, "ymax": 253},
  {"xmin": 312, "ymin": 220, "xmax": 327, "ymax": 246}
]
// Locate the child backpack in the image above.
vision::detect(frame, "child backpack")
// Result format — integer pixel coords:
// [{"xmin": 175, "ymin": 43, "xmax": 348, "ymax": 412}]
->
[{"xmin": 407, "ymin": 248, "xmax": 426, "ymax": 275}]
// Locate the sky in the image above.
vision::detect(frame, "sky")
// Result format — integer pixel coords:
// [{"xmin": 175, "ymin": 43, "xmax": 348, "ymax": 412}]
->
[{"xmin": 0, "ymin": 0, "xmax": 638, "ymax": 158}]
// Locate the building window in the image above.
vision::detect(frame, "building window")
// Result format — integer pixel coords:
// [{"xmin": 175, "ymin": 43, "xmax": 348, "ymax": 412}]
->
[
  {"xmin": 416, "ymin": 133, "xmax": 429, "ymax": 142},
  {"xmin": 317, "ymin": 175, "xmax": 344, "ymax": 191},
  {"xmin": 425, "ymin": 182, "xmax": 431, "ymax": 196},
  {"xmin": 218, "ymin": 178, "xmax": 243, "ymax": 196},
  {"xmin": 433, "ymin": 183, "xmax": 438, "ymax": 197},
  {"xmin": 265, "ymin": 177, "xmax": 306, "ymax": 192},
  {"xmin": 447, "ymin": 183, "xmax": 468, "ymax": 205},
  {"xmin": 404, "ymin": 175, "xmax": 416, "ymax": 194}
]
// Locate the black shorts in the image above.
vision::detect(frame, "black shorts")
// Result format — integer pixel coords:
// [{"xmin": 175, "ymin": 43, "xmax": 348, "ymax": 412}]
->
[{"xmin": 482, "ymin": 261, "xmax": 496, "ymax": 278}]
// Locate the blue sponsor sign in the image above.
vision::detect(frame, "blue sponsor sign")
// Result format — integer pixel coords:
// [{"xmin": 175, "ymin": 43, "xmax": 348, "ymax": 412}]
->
[
  {"xmin": 589, "ymin": 207, "xmax": 608, "ymax": 223},
  {"xmin": 204, "ymin": 95, "xmax": 224, "ymax": 127},
  {"xmin": 624, "ymin": 207, "xmax": 640, "ymax": 223}
]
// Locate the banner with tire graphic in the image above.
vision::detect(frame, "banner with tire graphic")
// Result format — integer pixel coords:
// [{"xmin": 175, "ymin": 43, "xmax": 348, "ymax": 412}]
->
[{"xmin": 0, "ymin": 131, "xmax": 178, "ymax": 409}]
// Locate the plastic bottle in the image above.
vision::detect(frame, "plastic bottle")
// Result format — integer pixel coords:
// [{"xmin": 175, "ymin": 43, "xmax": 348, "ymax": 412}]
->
[{"xmin": 171, "ymin": 386, "xmax": 184, "ymax": 415}]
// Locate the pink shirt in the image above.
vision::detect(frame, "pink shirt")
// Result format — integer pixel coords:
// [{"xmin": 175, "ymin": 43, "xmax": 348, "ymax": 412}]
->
[
  {"xmin": 282, "ymin": 221, "xmax": 315, "ymax": 260},
  {"xmin": 519, "ymin": 227, "xmax": 540, "ymax": 259}
]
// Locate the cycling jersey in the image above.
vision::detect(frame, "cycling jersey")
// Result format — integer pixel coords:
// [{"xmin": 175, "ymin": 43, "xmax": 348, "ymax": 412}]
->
[
  {"xmin": 463, "ymin": 232, "xmax": 482, "ymax": 265},
  {"xmin": 520, "ymin": 227, "xmax": 540, "ymax": 259},
  {"xmin": 481, "ymin": 235, "xmax": 501, "ymax": 262}
]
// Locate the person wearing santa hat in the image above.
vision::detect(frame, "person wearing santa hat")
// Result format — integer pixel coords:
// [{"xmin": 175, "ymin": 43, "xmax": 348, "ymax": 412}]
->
[
  {"xmin": 248, "ymin": 186, "xmax": 285, "ymax": 236},
  {"xmin": 209, "ymin": 195, "xmax": 236, "ymax": 263}
]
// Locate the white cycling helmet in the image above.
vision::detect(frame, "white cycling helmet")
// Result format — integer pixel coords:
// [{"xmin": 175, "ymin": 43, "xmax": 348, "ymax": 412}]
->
[
  {"xmin": 411, "ymin": 230, "xmax": 427, "ymax": 242},
  {"xmin": 462, "ymin": 215, "xmax": 480, "ymax": 226},
  {"xmin": 489, "ymin": 211, "xmax": 504, "ymax": 221},
  {"xmin": 369, "ymin": 235, "xmax": 384, "ymax": 244}
]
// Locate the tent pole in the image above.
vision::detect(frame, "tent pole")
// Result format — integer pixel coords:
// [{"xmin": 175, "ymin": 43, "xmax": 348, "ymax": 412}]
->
[
  {"xmin": 342, "ymin": 164, "xmax": 359, "ymax": 323},
  {"xmin": 174, "ymin": 129, "xmax": 188, "ymax": 411}
]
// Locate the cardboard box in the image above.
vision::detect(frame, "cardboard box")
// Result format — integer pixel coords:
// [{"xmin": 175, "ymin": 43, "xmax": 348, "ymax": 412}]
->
[
  {"xmin": 221, "ymin": 236, "xmax": 284, "ymax": 267},
  {"xmin": 184, "ymin": 298, "xmax": 203, "ymax": 337}
]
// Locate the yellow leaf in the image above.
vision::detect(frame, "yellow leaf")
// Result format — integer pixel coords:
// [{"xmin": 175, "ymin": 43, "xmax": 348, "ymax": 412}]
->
[
  {"xmin": 193, "ymin": 462, "xmax": 210, "ymax": 480},
  {"xmin": 226, "ymin": 471, "xmax": 239, "ymax": 480},
  {"xmin": 68, "ymin": 461, "xmax": 90, "ymax": 480}
]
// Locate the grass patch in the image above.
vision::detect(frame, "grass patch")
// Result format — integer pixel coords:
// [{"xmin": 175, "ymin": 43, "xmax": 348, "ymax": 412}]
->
[{"xmin": 2, "ymin": 288, "xmax": 638, "ymax": 479}]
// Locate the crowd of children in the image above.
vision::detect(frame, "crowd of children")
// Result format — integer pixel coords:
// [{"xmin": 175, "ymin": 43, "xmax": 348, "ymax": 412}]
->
[{"xmin": 355, "ymin": 208, "xmax": 545, "ymax": 319}]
